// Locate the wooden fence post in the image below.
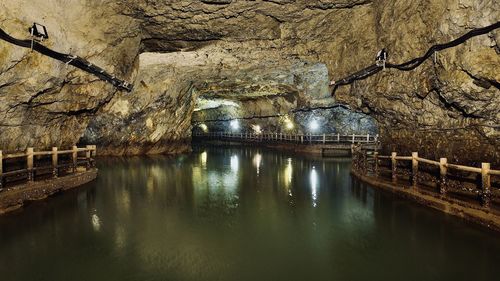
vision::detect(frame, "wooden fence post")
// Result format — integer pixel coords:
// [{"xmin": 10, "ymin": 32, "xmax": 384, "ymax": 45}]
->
[
  {"xmin": 92, "ymin": 145, "xmax": 97, "ymax": 167},
  {"xmin": 301, "ymin": 135, "xmax": 303, "ymax": 144},
  {"xmin": 411, "ymin": 152, "xmax": 418, "ymax": 188},
  {"xmin": 72, "ymin": 146, "xmax": 78, "ymax": 173},
  {"xmin": 0, "ymin": 150, "xmax": 3, "ymax": 188},
  {"xmin": 362, "ymin": 149, "xmax": 367, "ymax": 172},
  {"xmin": 27, "ymin": 147, "xmax": 34, "ymax": 182},
  {"xmin": 85, "ymin": 145, "xmax": 92, "ymax": 170},
  {"xmin": 352, "ymin": 134, "xmax": 355, "ymax": 144},
  {"xmin": 366, "ymin": 134, "xmax": 370, "ymax": 143},
  {"xmin": 391, "ymin": 152, "xmax": 397, "ymax": 183},
  {"xmin": 481, "ymin": 163, "xmax": 491, "ymax": 208},
  {"xmin": 323, "ymin": 134, "xmax": 326, "ymax": 144},
  {"xmin": 439, "ymin": 158, "xmax": 447, "ymax": 194},
  {"xmin": 374, "ymin": 152, "xmax": 379, "ymax": 177},
  {"xmin": 52, "ymin": 147, "xmax": 58, "ymax": 178}
]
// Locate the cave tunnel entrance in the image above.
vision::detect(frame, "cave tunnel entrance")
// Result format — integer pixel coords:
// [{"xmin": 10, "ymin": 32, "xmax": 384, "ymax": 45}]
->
[{"xmin": 79, "ymin": 48, "xmax": 379, "ymax": 155}]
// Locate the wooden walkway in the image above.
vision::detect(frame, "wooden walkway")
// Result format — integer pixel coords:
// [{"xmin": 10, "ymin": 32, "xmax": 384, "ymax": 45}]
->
[
  {"xmin": 0, "ymin": 145, "xmax": 97, "ymax": 190},
  {"xmin": 351, "ymin": 145, "xmax": 500, "ymax": 230}
]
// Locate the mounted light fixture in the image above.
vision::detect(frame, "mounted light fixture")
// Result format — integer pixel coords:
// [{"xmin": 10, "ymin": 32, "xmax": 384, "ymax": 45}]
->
[
  {"xmin": 199, "ymin": 123, "xmax": 208, "ymax": 133},
  {"xmin": 29, "ymin": 23, "xmax": 49, "ymax": 40}
]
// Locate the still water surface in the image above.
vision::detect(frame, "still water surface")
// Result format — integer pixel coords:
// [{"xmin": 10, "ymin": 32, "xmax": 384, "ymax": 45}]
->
[{"xmin": 0, "ymin": 147, "xmax": 499, "ymax": 281}]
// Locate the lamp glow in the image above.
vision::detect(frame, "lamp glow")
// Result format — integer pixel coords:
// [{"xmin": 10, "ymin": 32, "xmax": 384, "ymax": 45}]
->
[
  {"xmin": 199, "ymin": 123, "xmax": 208, "ymax": 132},
  {"xmin": 230, "ymin": 120, "xmax": 240, "ymax": 131},
  {"xmin": 252, "ymin": 124, "xmax": 262, "ymax": 134},
  {"xmin": 284, "ymin": 117, "xmax": 294, "ymax": 130},
  {"xmin": 309, "ymin": 120, "xmax": 320, "ymax": 132}
]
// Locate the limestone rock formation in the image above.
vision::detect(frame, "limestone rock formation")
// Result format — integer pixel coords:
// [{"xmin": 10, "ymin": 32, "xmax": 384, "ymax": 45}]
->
[{"xmin": 0, "ymin": 0, "xmax": 498, "ymax": 165}]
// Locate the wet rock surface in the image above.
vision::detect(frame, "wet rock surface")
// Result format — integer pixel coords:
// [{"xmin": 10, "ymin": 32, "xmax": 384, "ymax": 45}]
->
[{"xmin": 0, "ymin": 0, "xmax": 498, "ymax": 163}]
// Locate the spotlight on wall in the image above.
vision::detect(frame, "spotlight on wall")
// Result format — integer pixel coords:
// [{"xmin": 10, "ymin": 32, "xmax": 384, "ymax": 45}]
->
[
  {"xmin": 199, "ymin": 123, "xmax": 208, "ymax": 133},
  {"xmin": 309, "ymin": 120, "xmax": 320, "ymax": 132},
  {"xmin": 284, "ymin": 117, "xmax": 294, "ymax": 130},
  {"xmin": 252, "ymin": 124, "xmax": 262, "ymax": 134},
  {"xmin": 230, "ymin": 120, "xmax": 240, "ymax": 131},
  {"xmin": 29, "ymin": 23, "xmax": 49, "ymax": 40}
]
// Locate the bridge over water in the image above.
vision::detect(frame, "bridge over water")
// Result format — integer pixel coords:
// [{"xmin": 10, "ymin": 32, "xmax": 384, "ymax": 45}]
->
[{"xmin": 193, "ymin": 132, "xmax": 379, "ymax": 156}]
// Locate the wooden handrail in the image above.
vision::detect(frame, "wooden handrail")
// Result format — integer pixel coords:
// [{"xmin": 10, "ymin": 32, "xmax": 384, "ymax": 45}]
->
[
  {"xmin": 0, "ymin": 145, "xmax": 97, "ymax": 189},
  {"xmin": 2, "ymin": 147, "xmax": 96, "ymax": 158},
  {"xmin": 446, "ymin": 163, "xmax": 482, "ymax": 174},
  {"xmin": 193, "ymin": 132, "xmax": 379, "ymax": 145},
  {"xmin": 370, "ymin": 152, "xmax": 497, "ymax": 175},
  {"xmin": 352, "ymin": 147, "xmax": 498, "ymax": 209},
  {"xmin": 490, "ymin": 170, "xmax": 500, "ymax": 176},
  {"xmin": 417, "ymin": 157, "xmax": 440, "ymax": 166}
]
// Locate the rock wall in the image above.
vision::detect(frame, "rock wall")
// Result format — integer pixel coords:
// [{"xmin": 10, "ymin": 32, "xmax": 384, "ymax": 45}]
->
[
  {"xmin": 0, "ymin": 0, "xmax": 498, "ymax": 164},
  {"xmin": 0, "ymin": 0, "xmax": 141, "ymax": 152}
]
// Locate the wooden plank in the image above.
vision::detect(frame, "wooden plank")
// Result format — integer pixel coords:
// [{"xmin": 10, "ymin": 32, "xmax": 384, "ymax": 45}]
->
[
  {"xmin": 3, "ymin": 153, "xmax": 26, "ymax": 159},
  {"xmin": 33, "ymin": 151, "xmax": 53, "ymax": 156},
  {"xmin": 72, "ymin": 146, "xmax": 78, "ymax": 173},
  {"xmin": 411, "ymin": 152, "xmax": 418, "ymax": 188},
  {"xmin": 395, "ymin": 156, "xmax": 412, "ymax": 160},
  {"xmin": 0, "ymin": 150, "xmax": 2, "ymax": 188},
  {"xmin": 439, "ymin": 158, "xmax": 448, "ymax": 194},
  {"xmin": 417, "ymin": 157, "xmax": 440, "ymax": 166},
  {"xmin": 481, "ymin": 163, "xmax": 491, "ymax": 208},
  {"xmin": 52, "ymin": 147, "xmax": 58, "ymax": 178},
  {"xmin": 2, "ymin": 169, "xmax": 28, "ymax": 177},
  {"xmin": 446, "ymin": 163, "xmax": 482, "ymax": 173},
  {"xmin": 27, "ymin": 147, "xmax": 34, "ymax": 182}
]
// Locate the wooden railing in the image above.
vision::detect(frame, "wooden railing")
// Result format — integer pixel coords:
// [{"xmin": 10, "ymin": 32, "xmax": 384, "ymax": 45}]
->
[
  {"xmin": 0, "ymin": 145, "xmax": 97, "ymax": 190},
  {"xmin": 193, "ymin": 132, "xmax": 378, "ymax": 145},
  {"xmin": 352, "ymin": 146, "xmax": 499, "ymax": 209}
]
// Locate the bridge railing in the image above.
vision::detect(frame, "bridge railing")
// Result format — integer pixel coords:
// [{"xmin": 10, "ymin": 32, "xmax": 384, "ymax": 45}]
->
[
  {"xmin": 193, "ymin": 132, "xmax": 378, "ymax": 144},
  {"xmin": 352, "ymin": 145, "xmax": 499, "ymax": 209},
  {"xmin": 0, "ymin": 145, "xmax": 97, "ymax": 190}
]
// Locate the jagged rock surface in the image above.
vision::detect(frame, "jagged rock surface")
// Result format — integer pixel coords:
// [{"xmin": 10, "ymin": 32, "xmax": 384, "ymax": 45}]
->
[{"xmin": 0, "ymin": 0, "xmax": 498, "ymax": 165}]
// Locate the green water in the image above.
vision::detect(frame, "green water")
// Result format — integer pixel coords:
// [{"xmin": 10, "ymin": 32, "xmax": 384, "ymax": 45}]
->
[{"xmin": 0, "ymin": 147, "xmax": 499, "ymax": 281}]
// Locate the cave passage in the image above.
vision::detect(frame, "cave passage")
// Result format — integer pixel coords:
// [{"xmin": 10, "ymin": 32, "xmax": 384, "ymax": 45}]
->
[{"xmin": 0, "ymin": 147, "xmax": 499, "ymax": 281}]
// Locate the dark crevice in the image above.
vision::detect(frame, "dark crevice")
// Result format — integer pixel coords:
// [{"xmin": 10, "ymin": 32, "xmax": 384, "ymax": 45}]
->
[
  {"xmin": 306, "ymin": 0, "xmax": 372, "ymax": 10},
  {"xmin": 462, "ymin": 68, "xmax": 500, "ymax": 90},
  {"xmin": 432, "ymin": 89, "xmax": 482, "ymax": 119}
]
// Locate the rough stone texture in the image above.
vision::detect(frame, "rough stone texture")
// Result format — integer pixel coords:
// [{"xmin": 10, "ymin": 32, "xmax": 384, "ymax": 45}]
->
[
  {"xmin": 80, "ymin": 57, "xmax": 196, "ymax": 155},
  {"xmin": 0, "ymin": 0, "xmax": 141, "ymax": 152},
  {"xmin": 0, "ymin": 0, "xmax": 498, "ymax": 164}
]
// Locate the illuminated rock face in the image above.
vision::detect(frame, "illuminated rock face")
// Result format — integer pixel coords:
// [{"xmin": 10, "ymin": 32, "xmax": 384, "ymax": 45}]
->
[{"xmin": 0, "ymin": 0, "xmax": 498, "ymax": 163}]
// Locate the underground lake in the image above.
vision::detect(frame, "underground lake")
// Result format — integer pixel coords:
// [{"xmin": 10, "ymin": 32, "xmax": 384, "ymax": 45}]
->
[{"xmin": 0, "ymin": 146, "xmax": 499, "ymax": 281}]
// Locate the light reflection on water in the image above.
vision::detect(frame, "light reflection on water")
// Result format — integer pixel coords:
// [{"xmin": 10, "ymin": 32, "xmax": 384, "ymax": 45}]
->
[
  {"xmin": 310, "ymin": 166, "xmax": 318, "ymax": 207},
  {"xmin": 0, "ymin": 147, "xmax": 499, "ymax": 281}
]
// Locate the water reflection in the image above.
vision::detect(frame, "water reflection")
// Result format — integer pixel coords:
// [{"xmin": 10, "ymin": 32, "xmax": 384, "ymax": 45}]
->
[
  {"xmin": 91, "ymin": 212, "xmax": 101, "ymax": 232},
  {"xmin": 0, "ymin": 148, "xmax": 499, "ymax": 281},
  {"xmin": 200, "ymin": 151, "xmax": 207, "ymax": 169},
  {"xmin": 310, "ymin": 166, "xmax": 318, "ymax": 207},
  {"xmin": 230, "ymin": 154, "xmax": 239, "ymax": 172},
  {"xmin": 252, "ymin": 153, "xmax": 262, "ymax": 176}
]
